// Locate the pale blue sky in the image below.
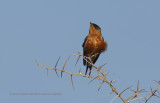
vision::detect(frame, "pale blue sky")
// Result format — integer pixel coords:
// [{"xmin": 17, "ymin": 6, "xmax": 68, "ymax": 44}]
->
[{"xmin": 0, "ymin": 0, "xmax": 160, "ymax": 103}]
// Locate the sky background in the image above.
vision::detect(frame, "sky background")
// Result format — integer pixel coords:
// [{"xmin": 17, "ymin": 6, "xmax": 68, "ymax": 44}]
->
[{"xmin": 0, "ymin": 0, "xmax": 160, "ymax": 103}]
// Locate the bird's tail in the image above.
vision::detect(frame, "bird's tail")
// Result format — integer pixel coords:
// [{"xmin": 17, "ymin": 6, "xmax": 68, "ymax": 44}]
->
[
  {"xmin": 85, "ymin": 64, "xmax": 92, "ymax": 76},
  {"xmin": 88, "ymin": 67, "xmax": 92, "ymax": 76},
  {"xmin": 85, "ymin": 66, "xmax": 88, "ymax": 75}
]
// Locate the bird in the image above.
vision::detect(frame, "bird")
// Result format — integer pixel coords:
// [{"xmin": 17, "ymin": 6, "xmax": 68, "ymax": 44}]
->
[{"xmin": 82, "ymin": 22, "xmax": 107, "ymax": 76}]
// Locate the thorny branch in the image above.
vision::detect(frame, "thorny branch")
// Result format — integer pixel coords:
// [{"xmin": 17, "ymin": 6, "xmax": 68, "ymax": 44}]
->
[{"xmin": 36, "ymin": 53, "xmax": 160, "ymax": 103}]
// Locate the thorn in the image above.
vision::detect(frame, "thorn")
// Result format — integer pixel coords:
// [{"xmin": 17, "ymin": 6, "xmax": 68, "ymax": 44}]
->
[
  {"xmin": 120, "ymin": 86, "xmax": 133, "ymax": 95},
  {"xmin": 61, "ymin": 72, "xmax": 63, "ymax": 78},
  {"xmin": 99, "ymin": 63, "xmax": 107, "ymax": 69},
  {"xmin": 98, "ymin": 81, "xmax": 104, "ymax": 91},
  {"xmin": 88, "ymin": 76, "xmax": 99, "ymax": 84},
  {"xmin": 47, "ymin": 68, "xmax": 48, "ymax": 76},
  {"xmin": 78, "ymin": 69, "xmax": 81, "ymax": 74},
  {"xmin": 71, "ymin": 75, "xmax": 74, "ymax": 89},
  {"xmin": 104, "ymin": 67, "xmax": 108, "ymax": 73},
  {"xmin": 154, "ymin": 80, "xmax": 160, "ymax": 85},
  {"xmin": 157, "ymin": 90, "xmax": 160, "ymax": 95},
  {"xmin": 61, "ymin": 56, "xmax": 70, "ymax": 78},
  {"xmin": 75, "ymin": 55, "xmax": 81, "ymax": 66},
  {"xmin": 35, "ymin": 59, "xmax": 40, "ymax": 66},
  {"xmin": 137, "ymin": 80, "xmax": 139, "ymax": 92},
  {"xmin": 54, "ymin": 56, "xmax": 61, "ymax": 78},
  {"xmin": 106, "ymin": 91, "xmax": 113, "ymax": 98},
  {"xmin": 55, "ymin": 56, "xmax": 61, "ymax": 68}
]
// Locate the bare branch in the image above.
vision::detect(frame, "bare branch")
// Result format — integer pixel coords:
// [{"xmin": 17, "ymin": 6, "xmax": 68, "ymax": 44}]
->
[{"xmin": 36, "ymin": 54, "xmax": 160, "ymax": 103}]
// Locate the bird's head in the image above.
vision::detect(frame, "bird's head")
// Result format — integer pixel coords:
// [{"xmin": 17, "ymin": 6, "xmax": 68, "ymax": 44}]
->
[{"xmin": 89, "ymin": 22, "xmax": 101, "ymax": 34}]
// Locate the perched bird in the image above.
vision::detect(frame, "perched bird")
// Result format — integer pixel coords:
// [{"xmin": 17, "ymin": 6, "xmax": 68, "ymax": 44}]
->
[{"xmin": 82, "ymin": 22, "xmax": 107, "ymax": 76}]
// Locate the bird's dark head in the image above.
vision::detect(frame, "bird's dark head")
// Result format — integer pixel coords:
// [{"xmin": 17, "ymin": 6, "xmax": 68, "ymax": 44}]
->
[
  {"xmin": 90, "ymin": 22, "xmax": 101, "ymax": 30},
  {"xmin": 89, "ymin": 22, "xmax": 101, "ymax": 34}
]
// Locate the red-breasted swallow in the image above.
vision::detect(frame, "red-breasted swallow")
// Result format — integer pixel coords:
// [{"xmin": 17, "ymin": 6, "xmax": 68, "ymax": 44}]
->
[{"xmin": 82, "ymin": 22, "xmax": 107, "ymax": 75}]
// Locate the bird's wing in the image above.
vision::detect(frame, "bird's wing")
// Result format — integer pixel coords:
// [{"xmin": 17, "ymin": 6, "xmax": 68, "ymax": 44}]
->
[
  {"xmin": 82, "ymin": 36, "xmax": 88, "ymax": 65},
  {"xmin": 82, "ymin": 36, "xmax": 88, "ymax": 47},
  {"xmin": 92, "ymin": 54, "xmax": 100, "ymax": 64}
]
